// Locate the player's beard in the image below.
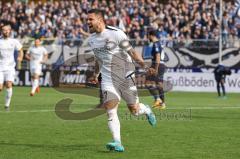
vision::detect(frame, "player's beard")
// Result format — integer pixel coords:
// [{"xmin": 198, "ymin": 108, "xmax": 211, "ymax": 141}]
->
[
  {"xmin": 89, "ymin": 25, "xmax": 99, "ymax": 33},
  {"xmin": 89, "ymin": 27, "xmax": 95, "ymax": 33},
  {"xmin": 89, "ymin": 23, "xmax": 103, "ymax": 33},
  {"xmin": 3, "ymin": 32, "xmax": 10, "ymax": 39}
]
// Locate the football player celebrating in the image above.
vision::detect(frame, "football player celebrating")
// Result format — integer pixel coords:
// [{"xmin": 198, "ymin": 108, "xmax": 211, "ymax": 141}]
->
[
  {"xmin": 87, "ymin": 9, "xmax": 156, "ymax": 152},
  {"xmin": 0, "ymin": 24, "xmax": 23, "ymax": 110}
]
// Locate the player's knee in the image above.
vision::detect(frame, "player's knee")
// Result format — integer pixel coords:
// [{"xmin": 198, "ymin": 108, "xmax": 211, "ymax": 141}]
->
[
  {"xmin": 103, "ymin": 99, "xmax": 119, "ymax": 110},
  {"xmin": 32, "ymin": 75, "xmax": 38, "ymax": 80},
  {"xmin": 5, "ymin": 82, "xmax": 12, "ymax": 88},
  {"xmin": 128, "ymin": 104, "xmax": 138, "ymax": 115}
]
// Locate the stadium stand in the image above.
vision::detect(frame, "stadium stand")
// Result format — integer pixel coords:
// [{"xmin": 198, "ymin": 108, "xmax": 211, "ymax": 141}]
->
[{"xmin": 0, "ymin": 0, "xmax": 239, "ymax": 40}]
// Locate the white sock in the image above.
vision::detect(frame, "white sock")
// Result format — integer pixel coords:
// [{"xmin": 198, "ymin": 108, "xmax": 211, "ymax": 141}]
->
[
  {"xmin": 134, "ymin": 103, "xmax": 151, "ymax": 116},
  {"xmin": 107, "ymin": 107, "xmax": 121, "ymax": 143},
  {"xmin": 5, "ymin": 88, "xmax": 13, "ymax": 107},
  {"xmin": 31, "ymin": 79, "xmax": 39, "ymax": 93}
]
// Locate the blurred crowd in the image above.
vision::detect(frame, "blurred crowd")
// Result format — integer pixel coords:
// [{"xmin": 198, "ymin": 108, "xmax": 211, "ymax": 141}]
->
[{"xmin": 0, "ymin": 0, "xmax": 240, "ymax": 41}]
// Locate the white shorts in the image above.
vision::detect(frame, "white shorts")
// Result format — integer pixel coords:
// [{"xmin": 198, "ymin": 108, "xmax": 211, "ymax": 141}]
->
[
  {"xmin": 30, "ymin": 65, "xmax": 42, "ymax": 75},
  {"xmin": 0, "ymin": 70, "xmax": 15, "ymax": 84},
  {"xmin": 101, "ymin": 79, "xmax": 139, "ymax": 105}
]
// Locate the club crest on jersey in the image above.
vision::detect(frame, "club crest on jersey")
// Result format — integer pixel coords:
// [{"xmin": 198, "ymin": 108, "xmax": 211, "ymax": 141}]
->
[{"xmin": 105, "ymin": 39, "xmax": 117, "ymax": 51}]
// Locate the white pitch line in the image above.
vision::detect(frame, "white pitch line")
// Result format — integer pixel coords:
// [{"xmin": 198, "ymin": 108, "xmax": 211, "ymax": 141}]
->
[
  {"xmin": 154, "ymin": 103, "xmax": 240, "ymax": 107},
  {"xmin": 0, "ymin": 107, "xmax": 239, "ymax": 113},
  {"xmin": 167, "ymin": 107, "xmax": 240, "ymax": 110},
  {"xmin": 0, "ymin": 109, "xmax": 55, "ymax": 113}
]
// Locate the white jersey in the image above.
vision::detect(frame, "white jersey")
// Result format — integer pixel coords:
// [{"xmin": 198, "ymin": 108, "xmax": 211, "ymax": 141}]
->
[
  {"xmin": 28, "ymin": 46, "xmax": 47, "ymax": 67},
  {"xmin": 0, "ymin": 38, "xmax": 22, "ymax": 71},
  {"xmin": 88, "ymin": 26, "xmax": 135, "ymax": 85}
]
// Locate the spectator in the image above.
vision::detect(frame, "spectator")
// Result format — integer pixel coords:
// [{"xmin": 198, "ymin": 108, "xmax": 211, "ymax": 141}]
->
[{"xmin": 0, "ymin": 0, "xmax": 238, "ymax": 41}]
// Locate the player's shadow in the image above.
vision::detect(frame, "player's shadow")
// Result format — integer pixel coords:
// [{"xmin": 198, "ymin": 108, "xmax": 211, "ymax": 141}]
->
[
  {"xmin": 0, "ymin": 142, "xmax": 93, "ymax": 152},
  {"xmin": 0, "ymin": 142, "xmax": 119, "ymax": 154}
]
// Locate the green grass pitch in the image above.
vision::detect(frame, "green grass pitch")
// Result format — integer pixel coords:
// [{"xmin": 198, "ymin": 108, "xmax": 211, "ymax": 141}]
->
[{"xmin": 0, "ymin": 87, "xmax": 239, "ymax": 159}]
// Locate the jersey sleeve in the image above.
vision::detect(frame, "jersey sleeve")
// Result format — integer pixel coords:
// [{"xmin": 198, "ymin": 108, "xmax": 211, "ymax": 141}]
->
[
  {"xmin": 153, "ymin": 43, "xmax": 161, "ymax": 54},
  {"xmin": 42, "ymin": 47, "xmax": 48, "ymax": 55},
  {"xmin": 27, "ymin": 47, "xmax": 32, "ymax": 54},
  {"xmin": 14, "ymin": 39, "xmax": 23, "ymax": 50},
  {"xmin": 116, "ymin": 30, "xmax": 133, "ymax": 51}
]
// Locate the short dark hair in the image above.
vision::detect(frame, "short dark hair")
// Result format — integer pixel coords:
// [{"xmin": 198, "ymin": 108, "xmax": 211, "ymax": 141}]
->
[
  {"xmin": 1, "ymin": 22, "xmax": 11, "ymax": 29},
  {"xmin": 88, "ymin": 9, "xmax": 104, "ymax": 19},
  {"xmin": 148, "ymin": 30, "xmax": 157, "ymax": 36},
  {"xmin": 35, "ymin": 38, "xmax": 41, "ymax": 41}
]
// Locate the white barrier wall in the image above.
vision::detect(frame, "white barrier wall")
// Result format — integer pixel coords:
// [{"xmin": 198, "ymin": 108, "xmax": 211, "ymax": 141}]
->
[
  {"xmin": 165, "ymin": 71, "xmax": 240, "ymax": 92},
  {"xmin": 14, "ymin": 69, "xmax": 240, "ymax": 93}
]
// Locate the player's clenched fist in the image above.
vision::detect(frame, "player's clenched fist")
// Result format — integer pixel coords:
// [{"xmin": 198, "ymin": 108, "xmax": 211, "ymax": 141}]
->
[
  {"xmin": 89, "ymin": 74, "xmax": 99, "ymax": 84},
  {"xmin": 146, "ymin": 67, "xmax": 157, "ymax": 76}
]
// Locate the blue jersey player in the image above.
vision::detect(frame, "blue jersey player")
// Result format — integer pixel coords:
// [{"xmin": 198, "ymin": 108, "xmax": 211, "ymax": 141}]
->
[{"xmin": 146, "ymin": 30, "xmax": 166, "ymax": 109}]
